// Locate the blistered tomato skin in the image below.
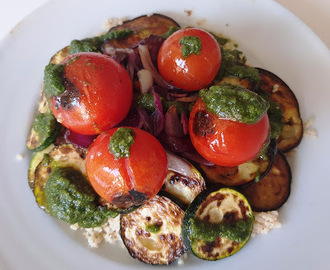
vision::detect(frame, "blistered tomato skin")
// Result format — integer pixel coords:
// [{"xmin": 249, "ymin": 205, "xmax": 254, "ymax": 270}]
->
[
  {"xmin": 157, "ymin": 28, "xmax": 221, "ymax": 91},
  {"xmin": 86, "ymin": 127, "xmax": 168, "ymax": 209},
  {"xmin": 189, "ymin": 99, "xmax": 270, "ymax": 166},
  {"xmin": 51, "ymin": 52, "xmax": 133, "ymax": 135}
]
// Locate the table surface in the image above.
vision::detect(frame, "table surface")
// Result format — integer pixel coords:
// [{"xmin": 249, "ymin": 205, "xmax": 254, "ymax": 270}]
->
[{"xmin": 0, "ymin": 0, "xmax": 329, "ymax": 48}]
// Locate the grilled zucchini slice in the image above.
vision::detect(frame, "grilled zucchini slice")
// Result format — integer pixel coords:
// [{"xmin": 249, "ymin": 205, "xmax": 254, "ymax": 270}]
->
[
  {"xmin": 200, "ymin": 140, "xmax": 277, "ymax": 187},
  {"xmin": 182, "ymin": 187, "xmax": 254, "ymax": 261},
  {"xmin": 34, "ymin": 144, "xmax": 117, "ymax": 227},
  {"xmin": 26, "ymin": 93, "xmax": 61, "ymax": 152},
  {"xmin": 33, "ymin": 144, "xmax": 87, "ymax": 212},
  {"xmin": 50, "ymin": 46, "xmax": 70, "ymax": 64},
  {"xmin": 120, "ymin": 195, "xmax": 185, "ymax": 265},
  {"xmin": 28, "ymin": 144, "xmax": 55, "ymax": 189},
  {"xmin": 240, "ymin": 151, "xmax": 291, "ymax": 212},
  {"xmin": 107, "ymin": 14, "xmax": 180, "ymax": 48},
  {"xmin": 257, "ymin": 68, "xmax": 303, "ymax": 152}
]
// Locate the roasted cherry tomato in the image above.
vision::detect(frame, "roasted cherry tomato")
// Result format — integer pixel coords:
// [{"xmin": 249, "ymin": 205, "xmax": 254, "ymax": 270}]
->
[
  {"xmin": 157, "ymin": 28, "xmax": 221, "ymax": 91},
  {"xmin": 51, "ymin": 52, "xmax": 133, "ymax": 135},
  {"xmin": 189, "ymin": 99, "xmax": 270, "ymax": 166},
  {"xmin": 86, "ymin": 127, "xmax": 168, "ymax": 210}
]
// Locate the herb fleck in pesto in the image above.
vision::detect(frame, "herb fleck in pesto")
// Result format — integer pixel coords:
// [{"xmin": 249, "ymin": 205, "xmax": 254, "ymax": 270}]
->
[
  {"xmin": 179, "ymin": 36, "xmax": 202, "ymax": 58},
  {"xmin": 146, "ymin": 224, "xmax": 161, "ymax": 233},
  {"xmin": 109, "ymin": 128, "xmax": 136, "ymax": 159}
]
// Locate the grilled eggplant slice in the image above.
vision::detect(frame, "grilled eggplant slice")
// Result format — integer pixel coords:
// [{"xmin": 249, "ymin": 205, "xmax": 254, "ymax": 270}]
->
[
  {"xmin": 217, "ymin": 76, "xmax": 256, "ymax": 91},
  {"xmin": 182, "ymin": 187, "xmax": 254, "ymax": 261},
  {"xmin": 217, "ymin": 65, "xmax": 260, "ymax": 91},
  {"xmin": 120, "ymin": 195, "xmax": 185, "ymax": 265},
  {"xmin": 240, "ymin": 151, "xmax": 291, "ymax": 212},
  {"xmin": 257, "ymin": 68, "xmax": 303, "ymax": 152},
  {"xmin": 107, "ymin": 14, "xmax": 180, "ymax": 48},
  {"xmin": 200, "ymin": 140, "xmax": 277, "ymax": 187},
  {"xmin": 33, "ymin": 144, "xmax": 87, "ymax": 212},
  {"xmin": 200, "ymin": 159, "xmax": 269, "ymax": 187}
]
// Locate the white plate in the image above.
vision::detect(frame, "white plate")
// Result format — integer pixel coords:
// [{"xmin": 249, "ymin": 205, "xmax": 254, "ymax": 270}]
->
[{"xmin": 1, "ymin": 0, "xmax": 329, "ymax": 269}]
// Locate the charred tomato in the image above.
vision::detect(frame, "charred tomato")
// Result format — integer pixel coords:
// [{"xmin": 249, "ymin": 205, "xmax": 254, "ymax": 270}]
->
[
  {"xmin": 86, "ymin": 127, "xmax": 168, "ymax": 210},
  {"xmin": 189, "ymin": 98, "xmax": 270, "ymax": 167},
  {"xmin": 50, "ymin": 52, "xmax": 133, "ymax": 135}
]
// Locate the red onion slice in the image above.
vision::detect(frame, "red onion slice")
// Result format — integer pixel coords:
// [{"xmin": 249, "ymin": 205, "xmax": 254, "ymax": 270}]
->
[
  {"xmin": 138, "ymin": 45, "xmax": 185, "ymax": 92},
  {"xmin": 166, "ymin": 151, "xmax": 201, "ymax": 179},
  {"xmin": 63, "ymin": 129, "xmax": 97, "ymax": 149}
]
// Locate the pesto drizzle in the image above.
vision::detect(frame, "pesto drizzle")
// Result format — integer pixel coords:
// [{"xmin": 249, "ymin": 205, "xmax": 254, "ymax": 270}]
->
[
  {"xmin": 69, "ymin": 29, "xmax": 133, "ymax": 54},
  {"xmin": 31, "ymin": 112, "xmax": 61, "ymax": 150},
  {"xmin": 200, "ymin": 83, "xmax": 269, "ymax": 124},
  {"xmin": 45, "ymin": 167, "xmax": 117, "ymax": 228},
  {"xmin": 179, "ymin": 36, "xmax": 202, "ymax": 58},
  {"xmin": 43, "ymin": 63, "xmax": 65, "ymax": 99},
  {"xmin": 108, "ymin": 128, "xmax": 136, "ymax": 159},
  {"xmin": 225, "ymin": 65, "xmax": 261, "ymax": 83},
  {"xmin": 161, "ymin": 26, "xmax": 180, "ymax": 39},
  {"xmin": 190, "ymin": 215, "xmax": 253, "ymax": 243}
]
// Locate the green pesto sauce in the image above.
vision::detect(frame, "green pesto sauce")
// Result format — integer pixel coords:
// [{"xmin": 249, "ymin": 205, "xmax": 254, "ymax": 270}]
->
[
  {"xmin": 256, "ymin": 136, "xmax": 271, "ymax": 161},
  {"xmin": 43, "ymin": 63, "xmax": 65, "ymax": 99},
  {"xmin": 212, "ymin": 33, "xmax": 229, "ymax": 47},
  {"xmin": 137, "ymin": 93, "xmax": 186, "ymax": 115},
  {"xmin": 268, "ymin": 101, "xmax": 284, "ymax": 138},
  {"xmin": 200, "ymin": 83, "xmax": 269, "ymax": 124},
  {"xmin": 190, "ymin": 216, "xmax": 253, "ymax": 243},
  {"xmin": 108, "ymin": 127, "xmax": 135, "ymax": 159},
  {"xmin": 161, "ymin": 26, "xmax": 180, "ymax": 39},
  {"xmin": 137, "ymin": 93, "xmax": 156, "ymax": 113},
  {"xmin": 179, "ymin": 36, "xmax": 202, "ymax": 59},
  {"xmin": 69, "ymin": 29, "xmax": 133, "ymax": 54},
  {"xmin": 32, "ymin": 112, "xmax": 60, "ymax": 146},
  {"xmin": 217, "ymin": 48, "xmax": 246, "ymax": 80},
  {"xmin": 225, "ymin": 65, "xmax": 261, "ymax": 83},
  {"xmin": 146, "ymin": 224, "xmax": 161, "ymax": 233},
  {"xmin": 257, "ymin": 88, "xmax": 284, "ymax": 139},
  {"xmin": 163, "ymin": 100, "xmax": 185, "ymax": 115},
  {"xmin": 45, "ymin": 167, "xmax": 117, "ymax": 228}
]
